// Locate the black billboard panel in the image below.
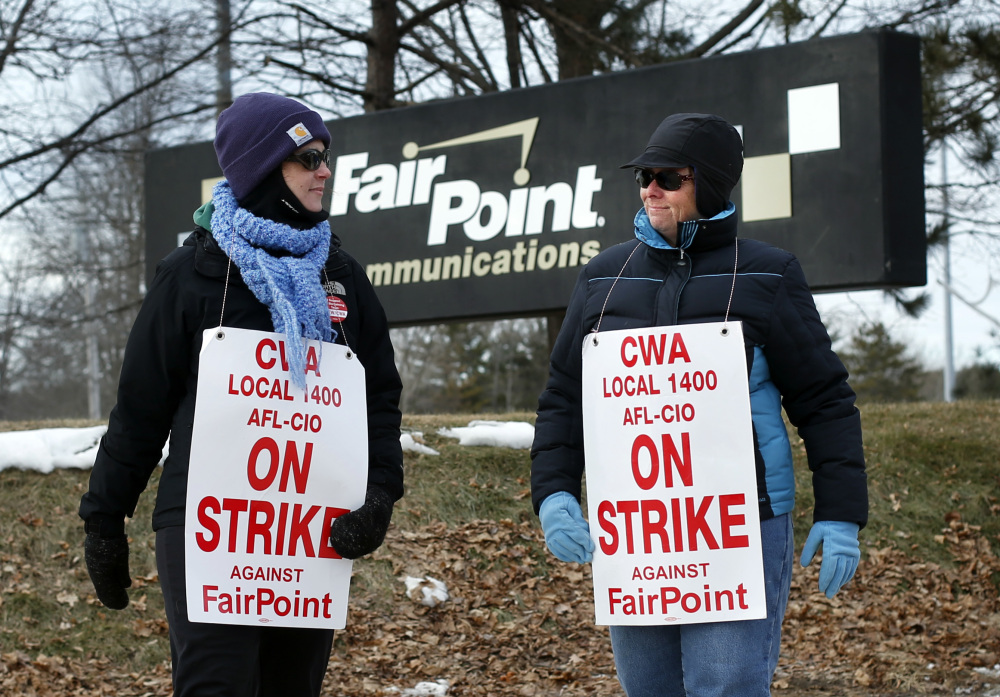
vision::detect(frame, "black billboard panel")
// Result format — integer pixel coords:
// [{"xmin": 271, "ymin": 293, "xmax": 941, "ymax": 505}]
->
[{"xmin": 146, "ymin": 29, "xmax": 925, "ymax": 326}]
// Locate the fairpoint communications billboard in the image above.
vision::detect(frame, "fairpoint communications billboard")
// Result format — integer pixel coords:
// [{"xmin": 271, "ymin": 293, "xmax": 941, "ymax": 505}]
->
[{"xmin": 146, "ymin": 29, "xmax": 926, "ymax": 326}]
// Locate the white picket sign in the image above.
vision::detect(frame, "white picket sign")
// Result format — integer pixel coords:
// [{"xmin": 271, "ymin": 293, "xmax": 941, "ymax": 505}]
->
[
  {"xmin": 582, "ymin": 322, "xmax": 765, "ymax": 626},
  {"xmin": 184, "ymin": 327, "xmax": 367, "ymax": 629}
]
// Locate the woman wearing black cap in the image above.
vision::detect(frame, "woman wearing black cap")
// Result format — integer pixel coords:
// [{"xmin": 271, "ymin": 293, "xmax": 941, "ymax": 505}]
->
[
  {"xmin": 530, "ymin": 113, "xmax": 867, "ymax": 696},
  {"xmin": 79, "ymin": 93, "xmax": 403, "ymax": 696}
]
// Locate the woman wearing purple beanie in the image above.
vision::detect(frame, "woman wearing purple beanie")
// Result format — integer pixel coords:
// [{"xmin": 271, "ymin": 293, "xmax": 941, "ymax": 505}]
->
[{"xmin": 79, "ymin": 93, "xmax": 404, "ymax": 696}]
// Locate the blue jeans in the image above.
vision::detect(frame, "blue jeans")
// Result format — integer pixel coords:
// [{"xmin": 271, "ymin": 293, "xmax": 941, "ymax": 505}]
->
[{"xmin": 609, "ymin": 513, "xmax": 793, "ymax": 697}]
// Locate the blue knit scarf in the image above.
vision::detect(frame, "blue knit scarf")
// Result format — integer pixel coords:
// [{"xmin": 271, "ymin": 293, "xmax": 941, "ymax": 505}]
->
[{"xmin": 211, "ymin": 180, "xmax": 332, "ymax": 390}]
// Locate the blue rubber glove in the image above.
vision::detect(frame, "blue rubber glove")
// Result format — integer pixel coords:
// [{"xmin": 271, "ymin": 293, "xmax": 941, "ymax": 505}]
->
[
  {"xmin": 801, "ymin": 521, "xmax": 860, "ymax": 599},
  {"xmin": 539, "ymin": 492, "xmax": 595, "ymax": 563}
]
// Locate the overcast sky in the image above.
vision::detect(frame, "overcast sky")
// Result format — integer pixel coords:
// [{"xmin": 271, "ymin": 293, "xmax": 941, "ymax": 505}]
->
[{"xmin": 814, "ymin": 232, "xmax": 1000, "ymax": 374}]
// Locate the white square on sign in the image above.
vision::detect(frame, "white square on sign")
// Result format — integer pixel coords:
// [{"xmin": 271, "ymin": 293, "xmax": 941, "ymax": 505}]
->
[
  {"xmin": 741, "ymin": 153, "xmax": 792, "ymax": 222},
  {"xmin": 788, "ymin": 83, "xmax": 840, "ymax": 154}
]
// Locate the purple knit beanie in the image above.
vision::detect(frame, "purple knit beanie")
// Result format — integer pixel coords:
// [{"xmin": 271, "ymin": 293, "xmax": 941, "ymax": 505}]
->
[{"xmin": 214, "ymin": 93, "xmax": 332, "ymax": 200}]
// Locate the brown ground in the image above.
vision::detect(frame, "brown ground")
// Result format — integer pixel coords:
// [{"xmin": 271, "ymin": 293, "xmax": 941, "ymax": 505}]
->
[{"xmin": 2, "ymin": 518, "xmax": 998, "ymax": 696}]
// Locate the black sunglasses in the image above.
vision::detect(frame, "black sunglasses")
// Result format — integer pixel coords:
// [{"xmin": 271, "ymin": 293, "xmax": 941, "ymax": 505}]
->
[
  {"xmin": 634, "ymin": 168, "xmax": 694, "ymax": 190},
  {"xmin": 286, "ymin": 148, "xmax": 332, "ymax": 171}
]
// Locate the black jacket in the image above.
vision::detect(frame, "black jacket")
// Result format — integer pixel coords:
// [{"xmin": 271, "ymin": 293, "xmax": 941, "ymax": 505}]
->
[
  {"xmin": 530, "ymin": 206, "xmax": 868, "ymax": 528},
  {"xmin": 80, "ymin": 227, "xmax": 403, "ymax": 530}
]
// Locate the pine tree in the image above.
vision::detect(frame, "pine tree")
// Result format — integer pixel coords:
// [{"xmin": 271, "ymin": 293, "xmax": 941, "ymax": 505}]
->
[
  {"xmin": 840, "ymin": 321, "xmax": 926, "ymax": 403},
  {"xmin": 954, "ymin": 361, "xmax": 1000, "ymax": 399}
]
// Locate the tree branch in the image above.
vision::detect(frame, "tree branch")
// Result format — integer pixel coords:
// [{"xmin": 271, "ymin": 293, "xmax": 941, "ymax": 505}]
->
[
  {"xmin": 686, "ymin": 0, "xmax": 767, "ymax": 58},
  {"xmin": 262, "ymin": 55, "xmax": 369, "ymax": 98},
  {"xmin": 397, "ymin": 0, "xmax": 465, "ymax": 38},
  {"xmin": 0, "ymin": 0, "xmax": 37, "ymax": 75},
  {"xmin": 519, "ymin": 0, "xmax": 632, "ymax": 62},
  {"xmin": 0, "ymin": 34, "xmax": 222, "ymax": 173},
  {"xmin": 810, "ymin": 0, "xmax": 851, "ymax": 39},
  {"xmin": 0, "ymin": 102, "xmax": 214, "ymax": 219},
  {"xmin": 279, "ymin": 2, "xmax": 371, "ymax": 43}
]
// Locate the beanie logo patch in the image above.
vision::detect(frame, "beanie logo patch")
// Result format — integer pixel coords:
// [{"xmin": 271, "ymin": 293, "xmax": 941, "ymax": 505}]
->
[{"xmin": 287, "ymin": 122, "xmax": 313, "ymax": 146}]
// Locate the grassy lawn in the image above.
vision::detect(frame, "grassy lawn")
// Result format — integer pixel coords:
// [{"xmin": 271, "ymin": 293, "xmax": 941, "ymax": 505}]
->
[{"xmin": 0, "ymin": 402, "xmax": 997, "ymax": 695}]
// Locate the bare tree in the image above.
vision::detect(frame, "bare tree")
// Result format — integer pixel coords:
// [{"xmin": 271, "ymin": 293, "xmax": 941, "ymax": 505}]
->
[
  {"xmin": 0, "ymin": 255, "xmax": 29, "ymax": 418},
  {"xmin": 0, "ymin": 1, "xmax": 227, "ymax": 417},
  {"xmin": 3, "ymin": 0, "xmax": 999, "ymax": 417},
  {"xmin": 0, "ymin": 0, "xmax": 232, "ymax": 221}
]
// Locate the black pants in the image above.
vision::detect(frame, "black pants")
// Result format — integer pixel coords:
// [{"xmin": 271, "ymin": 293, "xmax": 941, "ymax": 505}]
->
[{"xmin": 156, "ymin": 526, "xmax": 335, "ymax": 697}]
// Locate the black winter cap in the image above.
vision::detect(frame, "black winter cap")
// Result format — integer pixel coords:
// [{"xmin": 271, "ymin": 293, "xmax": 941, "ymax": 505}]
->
[{"xmin": 621, "ymin": 113, "xmax": 743, "ymax": 218}]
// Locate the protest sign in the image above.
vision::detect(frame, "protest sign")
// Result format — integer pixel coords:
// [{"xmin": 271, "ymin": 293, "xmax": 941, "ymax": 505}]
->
[
  {"xmin": 582, "ymin": 322, "xmax": 764, "ymax": 626},
  {"xmin": 184, "ymin": 327, "xmax": 367, "ymax": 629}
]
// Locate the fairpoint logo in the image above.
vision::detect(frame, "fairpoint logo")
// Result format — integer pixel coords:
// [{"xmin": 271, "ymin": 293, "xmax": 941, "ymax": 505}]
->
[{"xmin": 327, "ymin": 117, "xmax": 607, "ymax": 287}]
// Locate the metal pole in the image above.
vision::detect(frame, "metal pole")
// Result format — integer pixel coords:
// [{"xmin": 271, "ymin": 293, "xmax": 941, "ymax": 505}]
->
[
  {"xmin": 941, "ymin": 141, "xmax": 955, "ymax": 402},
  {"xmin": 76, "ymin": 224, "xmax": 101, "ymax": 419},
  {"xmin": 85, "ymin": 282, "xmax": 100, "ymax": 419},
  {"xmin": 216, "ymin": 0, "xmax": 233, "ymax": 117}
]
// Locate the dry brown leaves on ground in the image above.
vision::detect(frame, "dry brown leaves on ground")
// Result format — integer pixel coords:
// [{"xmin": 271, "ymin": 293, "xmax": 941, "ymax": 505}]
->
[
  {"xmin": 2, "ymin": 519, "xmax": 998, "ymax": 696},
  {"xmin": 0, "ymin": 652, "xmax": 172, "ymax": 697},
  {"xmin": 781, "ymin": 519, "xmax": 1000, "ymax": 695},
  {"xmin": 327, "ymin": 518, "xmax": 999, "ymax": 696}
]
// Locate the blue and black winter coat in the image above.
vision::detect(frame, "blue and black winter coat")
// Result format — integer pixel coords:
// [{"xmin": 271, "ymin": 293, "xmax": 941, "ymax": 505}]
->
[{"xmin": 530, "ymin": 204, "xmax": 868, "ymax": 528}]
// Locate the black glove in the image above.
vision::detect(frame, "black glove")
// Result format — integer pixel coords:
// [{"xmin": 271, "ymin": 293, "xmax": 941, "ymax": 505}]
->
[
  {"xmin": 84, "ymin": 516, "xmax": 131, "ymax": 610},
  {"xmin": 329, "ymin": 485, "xmax": 394, "ymax": 559}
]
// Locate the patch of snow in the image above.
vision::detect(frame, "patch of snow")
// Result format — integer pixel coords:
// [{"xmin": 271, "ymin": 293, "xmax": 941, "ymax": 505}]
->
[
  {"xmin": 402, "ymin": 575, "xmax": 449, "ymax": 607},
  {"xmin": 0, "ymin": 421, "xmax": 537, "ymax": 473},
  {"xmin": 401, "ymin": 431, "xmax": 439, "ymax": 455},
  {"xmin": 386, "ymin": 679, "xmax": 450, "ymax": 696},
  {"xmin": 0, "ymin": 426, "xmax": 107, "ymax": 473},
  {"xmin": 437, "ymin": 420, "xmax": 534, "ymax": 449}
]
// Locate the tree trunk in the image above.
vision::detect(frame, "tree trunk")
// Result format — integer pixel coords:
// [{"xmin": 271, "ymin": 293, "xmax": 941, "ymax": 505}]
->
[
  {"xmin": 215, "ymin": 0, "xmax": 233, "ymax": 116},
  {"xmin": 366, "ymin": 0, "xmax": 400, "ymax": 111},
  {"xmin": 546, "ymin": 0, "xmax": 617, "ymax": 79},
  {"xmin": 500, "ymin": 0, "xmax": 523, "ymax": 88}
]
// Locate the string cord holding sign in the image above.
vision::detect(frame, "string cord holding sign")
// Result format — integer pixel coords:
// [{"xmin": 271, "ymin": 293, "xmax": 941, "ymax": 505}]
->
[
  {"xmin": 216, "ymin": 222, "xmax": 239, "ymax": 338},
  {"xmin": 720, "ymin": 238, "xmax": 738, "ymax": 337},
  {"xmin": 216, "ymin": 256, "xmax": 234, "ymax": 341},
  {"xmin": 591, "ymin": 238, "xmax": 740, "ymax": 346},
  {"xmin": 592, "ymin": 241, "xmax": 644, "ymax": 345}
]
